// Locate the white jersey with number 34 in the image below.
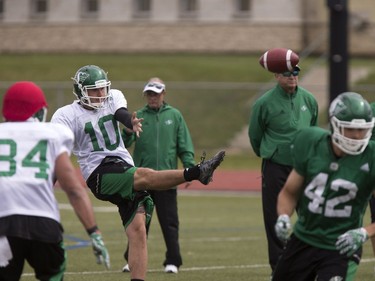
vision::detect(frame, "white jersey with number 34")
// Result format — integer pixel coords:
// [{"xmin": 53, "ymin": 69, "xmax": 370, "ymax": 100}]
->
[{"xmin": 0, "ymin": 122, "xmax": 74, "ymax": 223}]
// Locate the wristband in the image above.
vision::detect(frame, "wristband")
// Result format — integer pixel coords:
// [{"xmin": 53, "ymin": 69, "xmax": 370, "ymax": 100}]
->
[{"xmin": 86, "ymin": 225, "xmax": 99, "ymax": 235}]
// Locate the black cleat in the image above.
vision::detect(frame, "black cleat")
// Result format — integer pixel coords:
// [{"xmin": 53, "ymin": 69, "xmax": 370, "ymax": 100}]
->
[{"xmin": 198, "ymin": 150, "xmax": 225, "ymax": 185}]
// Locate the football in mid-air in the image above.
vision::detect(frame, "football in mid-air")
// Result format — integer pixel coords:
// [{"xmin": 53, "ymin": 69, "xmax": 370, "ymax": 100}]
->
[{"xmin": 259, "ymin": 48, "xmax": 299, "ymax": 73}]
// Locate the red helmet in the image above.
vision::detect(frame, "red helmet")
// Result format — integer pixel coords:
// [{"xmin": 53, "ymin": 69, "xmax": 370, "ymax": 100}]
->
[{"xmin": 2, "ymin": 81, "xmax": 48, "ymax": 121}]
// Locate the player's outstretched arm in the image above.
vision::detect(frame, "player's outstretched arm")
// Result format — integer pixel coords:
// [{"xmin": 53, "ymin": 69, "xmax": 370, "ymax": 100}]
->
[
  {"xmin": 114, "ymin": 108, "xmax": 143, "ymax": 138},
  {"xmin": 55, "ymin": 152, "xmax": 110, "ymax": 269}
]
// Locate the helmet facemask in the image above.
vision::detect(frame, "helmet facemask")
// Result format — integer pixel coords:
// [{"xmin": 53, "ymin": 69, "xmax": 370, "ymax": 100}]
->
[
  {"xmin": 331, "ymin": 116, "xmax": 374, "ymax": 155},
  {"xmin": 329, "ymin": 92, "xmax": 374, "ymax": 155},
  {"xmin": 72, "ymin": 65, "xmax": 111, "ymax": 110},
  {"xmin": 76, "ymin": 79, "xmax": 111, "ymax": 109}
]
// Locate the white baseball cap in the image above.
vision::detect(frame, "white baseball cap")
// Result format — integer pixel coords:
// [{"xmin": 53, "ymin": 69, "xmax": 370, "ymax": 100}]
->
[{"xmin": 143, "ymin": 81, "xmax": 166, "ymax": 94}]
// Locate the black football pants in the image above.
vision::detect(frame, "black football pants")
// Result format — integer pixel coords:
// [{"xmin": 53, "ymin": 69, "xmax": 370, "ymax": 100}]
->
[
  {"xmin": 0, "ymin": 236, "xmax": 65, "ymax": 281},
  {"xmin": 261, "ymin": 159, "xmax": 292, "ymax": 271},
  {"xmin": 369, "ymin": 195, "xmax": 375, "ymax": 223}
]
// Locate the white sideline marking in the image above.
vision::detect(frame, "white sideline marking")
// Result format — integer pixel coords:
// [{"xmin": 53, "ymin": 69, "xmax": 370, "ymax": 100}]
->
[
  {"xmin": 21, "ymin": 258, "xmax": 375, "ymax": 277},
  {"xmin": 185, "ymin": 236, "xmax": 260, "ymax": 242},
  {"xmin": 179, "ymin": 264, "xmax": 269, "ymax": 271},
  {"xmin": 22, "ymin": 264, "xmax": 268, "ymax": 277}
]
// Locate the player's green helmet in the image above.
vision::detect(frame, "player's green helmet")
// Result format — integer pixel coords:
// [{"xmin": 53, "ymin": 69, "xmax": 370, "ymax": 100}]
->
[
  {"xmin": 329, "ymin": 92, "xmax": 374, "ymax": 155},
  {"xmin": 72, "ymin": 65, "xmax": 111, "ymax": 109}
]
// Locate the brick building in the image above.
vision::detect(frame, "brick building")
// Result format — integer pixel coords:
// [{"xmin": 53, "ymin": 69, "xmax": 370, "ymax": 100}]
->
[{"xmin": 0, "ymin": 0, "xmax": 374, "ymax": 55}]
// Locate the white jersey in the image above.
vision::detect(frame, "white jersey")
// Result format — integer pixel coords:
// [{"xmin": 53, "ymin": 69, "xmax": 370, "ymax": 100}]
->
[
  {"xmin": 51, "ymin": 89, "xmax": 134, "ymax": 180},
  {"xmin": 0, "ymin": 121, "xmax": 74, "ymax": 223}
]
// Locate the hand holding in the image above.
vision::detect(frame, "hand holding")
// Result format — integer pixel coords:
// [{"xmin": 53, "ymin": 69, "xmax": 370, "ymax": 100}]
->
[
  {"xmin": 90, "ymin": 232, "xmax": 110, "ymax": 269},
  {"xmin": 335, "ymin": 227, "xmax": 368, "ymax": 256},
  {"xmin": 275, "ymin": 214, "xmax": 291, "ymax": 243}
]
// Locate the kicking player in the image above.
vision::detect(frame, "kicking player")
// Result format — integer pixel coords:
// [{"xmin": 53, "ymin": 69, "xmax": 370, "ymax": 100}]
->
[{"xmin": 51, "ymin": 65, "xmax": 225, "ymax": 281}]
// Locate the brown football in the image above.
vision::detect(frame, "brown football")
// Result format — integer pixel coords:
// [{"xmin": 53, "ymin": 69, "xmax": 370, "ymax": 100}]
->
[{"xmin": 259, "ymin": 48, "xmax": 299, "ymax": 73}]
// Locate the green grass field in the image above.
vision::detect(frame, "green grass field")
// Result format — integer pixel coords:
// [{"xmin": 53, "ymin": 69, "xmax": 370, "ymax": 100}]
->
[
  {"xmin": 2, "ymin": 53, "xmax": 375, "ymax": 169},
  {"xmin": 19, "ymin": 189, "xmax": 375, "ymax": 281}
]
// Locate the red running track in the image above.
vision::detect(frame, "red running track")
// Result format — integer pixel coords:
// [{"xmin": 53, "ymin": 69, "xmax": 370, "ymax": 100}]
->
[
  {"xmin": 178, "ymin": 170, "xmax": 261, "ymax": 192},
  {"xmin": 56, "ymin": 169, "xmax": 262, "ymax": 193}
]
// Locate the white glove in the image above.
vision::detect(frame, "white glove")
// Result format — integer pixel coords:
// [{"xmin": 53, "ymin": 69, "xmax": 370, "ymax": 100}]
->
[
  {"xmin": 335, "ymin": 227, "xmax": 369, "ymax": 257},
  {"xmin": 275, "ymin": 214, "xmax": 291, "ymax": 242},
  {"xmin": 90, "ymin": 232, "xmax": 110, "ymax": 269}
]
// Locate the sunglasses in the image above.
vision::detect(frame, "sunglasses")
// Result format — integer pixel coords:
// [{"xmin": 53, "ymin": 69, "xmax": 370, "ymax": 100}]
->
[
  {"xmin": 281, "ymin": 70, "xmax": 299, "ymax": 77},
  {"xmin": 146, "ymin": 82, "xmax": 165, "ymax": 89}
]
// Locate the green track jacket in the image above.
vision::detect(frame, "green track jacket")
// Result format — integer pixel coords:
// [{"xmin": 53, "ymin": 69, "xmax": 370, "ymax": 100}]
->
[
  {"xmin": 123, "ymin": 103, "xmax": 195, "ymax": 170},
  {"xmin": 248, "ymin": 84, "xmax": 318, "ymax": 166}
]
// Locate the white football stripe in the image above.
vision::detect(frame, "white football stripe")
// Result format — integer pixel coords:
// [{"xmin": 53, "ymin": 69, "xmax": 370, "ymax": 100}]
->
[
  {"xmin": 286, "ymin": 49, "xmax": 293, "ymax": 71},
  {"xmin": 263, "ymin": 51, "xmax": 269, "ymax": 71}
]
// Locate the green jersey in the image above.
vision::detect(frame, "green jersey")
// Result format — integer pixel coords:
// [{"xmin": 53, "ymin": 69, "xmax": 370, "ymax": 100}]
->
[{"xmin": 292, "ymin": 126, "xmax": 375, "ymax": 250}]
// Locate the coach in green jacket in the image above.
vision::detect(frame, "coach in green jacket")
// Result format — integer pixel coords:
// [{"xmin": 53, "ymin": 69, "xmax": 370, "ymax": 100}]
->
[
  {"xmin": 122, "ymin": 77, "xmax": 195, "ymax": 274},
  {"xmin": 248, "ymin": 65, "xmax": 318, "ymax": 272}
]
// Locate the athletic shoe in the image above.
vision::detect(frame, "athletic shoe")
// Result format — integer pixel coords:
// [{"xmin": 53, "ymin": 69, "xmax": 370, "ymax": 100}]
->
[
  {"xmin": 122, "ymin": 264, "xmax": 130, "ymax": 272},
  {"xmin": 165, "ymin": 264, "xmax": 178, "ymax": 273},
  {"xmin": 198, "ymin": 150, "xmax": 225, "ymax": 185}
]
